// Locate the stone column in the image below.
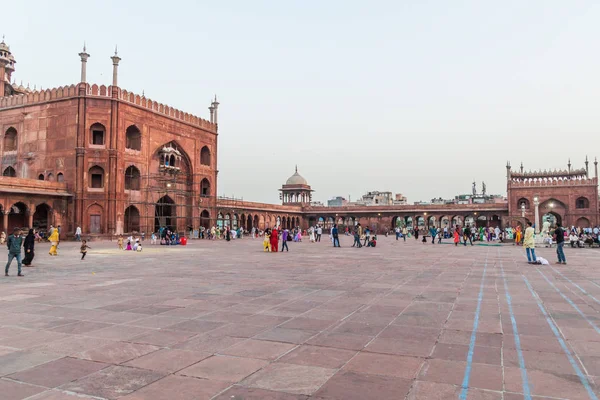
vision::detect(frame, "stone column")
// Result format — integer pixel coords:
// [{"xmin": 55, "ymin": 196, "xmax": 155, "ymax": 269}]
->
[
  {"xmin": 2, "ymin": 211, "xmax": 8, "ymax": 233},
  {"xmin": 27, "ymin": 213, "xmax": 33, "ymax": 229},
  {"xmin": 534, "ymin": 197, "xmax": 540, "ymax": 234}
]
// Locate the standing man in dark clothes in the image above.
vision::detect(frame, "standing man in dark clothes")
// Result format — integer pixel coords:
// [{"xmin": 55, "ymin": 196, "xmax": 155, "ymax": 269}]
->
[
  {"xmin": 463, "ymin": 225, "xmax": 473, "ymax": 246},
  {"xmin": 5, "ymin": 228, "xmax": 24, "ymax": 277},
  {"xmin": 554, "ymin": 223, "xmax": 566, "ymax": 264},
  {"xmin": 332, "ymin": 224, "xmax": 340, "ymax": 247}
]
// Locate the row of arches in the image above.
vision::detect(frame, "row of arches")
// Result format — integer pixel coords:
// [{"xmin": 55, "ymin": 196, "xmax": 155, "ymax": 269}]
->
[
  {"xmin": 215, "ymin": 212, "xmax": 301, "ymax": 231},
  {"xmin": 0, "ymin": 202, "xmax": 52, "ymax": 233},
  {"xmin": 38, "ymin": 172, "xmax": 64, "ymax": 182},
  {"xmin": 89, "ymin": 123, "xmax": 212, "ymax": 166}
]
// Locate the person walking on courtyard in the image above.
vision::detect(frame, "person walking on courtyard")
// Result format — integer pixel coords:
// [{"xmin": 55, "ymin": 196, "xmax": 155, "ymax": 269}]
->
[
  {"xmin": 48, "ymin": 227, "xmax": 60, "ymax": 256},
  {"xmin": 453, "ymin": 225, "xmax": 460, "ymax": 246},
  {"xmin": 117, "ymin": 236, "xmax": 124, "ymax": 250},
  {"xmin": 363, "ymin": 227, "xmax": 370, "ymax": 247},
  {"xmin": 263, "ymin": 229, "xmax": 271, "ymax": 252},
  {"xmin": 22, "ymin": 229, "xmax": 35, "ymax": 267},
  {"xmin": 281, "ymin": 228, "xmax": 289, "ymax": 252},
  {"xmin": 352, "ymin": 225, "xmax": 362, "ymax": 248},
  {"xmin": 270, "ymin": 227, "xmax": 279, "ymax": 252},
  {"xmin": 402, "ymin": 226, "xmax": 408, "ymax": 242},
  {"xmin": 5, "ymin": 228, "xmax": 24, "ymax": 277},
  {"xmin": 80, "ymin": 240, "xmax": 91, "ymax": 260},
  {"xmin": 463, "ymin": 225, "xmax": 473, "ymax": 246},
  {"xmin": 332, "ymin": 224, "xmax": 340, "ymax": 247},
  {"xmin": 437, "ymin": 228, "xmax": 443, "ymax": 244},
  {"xmin": 414, "ymin": 228, "xmax": 419, "ymax": 241},
  {"xmin": 0, "ymin": 231, "xmax": 5, "ymax": 245},
  {"xmin": 226, "ymin": 227, "xmax": 231, "ymax": 242},
  {"xmin": 554, "ymin": 222, "xmax": 566, "ymax": 264},
  {"xmin": 309, "ymin": 226, "xmax": 316, "ymax": 243},
  {"xmin": 429, "ymin": 226, "xmax": 437, "ymax": 244},
  {"xmin": 395, "ymin": 226, "xmax": 400, "ymax": 240},
  {"xmin": 515, "ymin": 225, "xmax": 522, "ymax": 246},
  {"xmin": 316, "ymin": 226, "xmax": 322, "ymax": 242},
  {"xmin": 524, "ymin": 221, "xmax": 537, "ymax": 263},
  {"xmin": 75, "ymin": 226, "xmax": 82, "ymax": 241}
]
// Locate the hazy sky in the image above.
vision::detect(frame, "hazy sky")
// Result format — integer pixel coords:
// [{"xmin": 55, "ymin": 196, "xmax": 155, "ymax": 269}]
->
[{"xmin": 5, "ymin": 1, "xmax": 600, "ymax": 203}]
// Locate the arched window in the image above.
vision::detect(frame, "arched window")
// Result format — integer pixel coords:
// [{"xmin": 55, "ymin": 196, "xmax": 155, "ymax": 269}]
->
[
  {"xmin": 201, "ymin": 178, "xmax": 210, "ymax": 197},
  {"xmin": 57, "ymin": 173, "xmax": 64, "ymax": 182},
  {"xmin": 38, "ymin": 174, "xmax": 45, "ymax": 180},
  {"xmin": 88, "ymin": 166, "xmax": 104, "ymax": 189},
  {"xmin": 4, "ymin": 127, "xmax": 17, "ymax": 151},
  {"xmin": 124, "ymin": 206, "xmax": 141, "ymax": 232},
  {"xmin": 47, "ymin": 173, "xmax": 54, "ymax": 181},
  {"xmin": 125, "ymin": 125, "xmax": 142, "ymax": 151},
  {"xmin": 576, "ymin": 197, "xmax": 590, "ymax": 209},
  {"xmin": 90, "ymin": 123, "xmax": 106, "ymax": 146},
  {"xmin": 200, "ymin": 146, "xmax": 211, "ymax": 166},
  {"xmin": 170, "ymin": 155, "xmax": 175, "ymax": 168},
  {"xmin": 125, "ymin": 166, "xmax": 141, "ymax": 190},
  {"xmin": 518, "ymin": 198, "xmax": 530, "ymax": 210},
  {"xmin": 3, "ymin": 166, "xmax": 16, "ymax": 177}
]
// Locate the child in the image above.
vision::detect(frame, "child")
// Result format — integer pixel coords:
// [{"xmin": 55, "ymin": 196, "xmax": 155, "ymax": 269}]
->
[
  {"xmin": 367, "ymin": 236, "xmax": 377, "ymax": 247},
  {"xmin": 422, "ymin": 235, "xmax": 427, "ymax": 244},
  {"xmin": 117, "ymin": 236, "xmax": 124, "ymax": 250},
  {"xmin": 80, "ymin": 240, "xmax": 91, "ymax": 260},
  {"xmin": 264, "ymin": 230, "xmax": 271, "ymax": 252},
  {"xmin": 151, "ymin": 232, "xmax": 157, "ymax": 245},
  {"xmin": 126, "ymin": 240, "xmax": 132, "ymax": 251},
  {"xmin": 136, "ymin": 242, "xmax": 143, "ymax": 252}
]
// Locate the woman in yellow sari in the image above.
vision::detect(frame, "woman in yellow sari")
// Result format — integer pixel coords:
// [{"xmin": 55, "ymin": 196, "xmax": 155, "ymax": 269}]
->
[{"xmin": 48, "ymin": 229, "xmax": 59, "ymax": 256}]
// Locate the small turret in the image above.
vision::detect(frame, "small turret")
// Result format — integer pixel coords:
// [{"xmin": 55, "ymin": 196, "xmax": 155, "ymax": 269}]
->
[
  {"xmin": 0, "ymin": 35, "xmax": 17, "ymax": 97},
  {"xmin": 585, "ymin": 155, "xmax": 589, "ymax": 177}
]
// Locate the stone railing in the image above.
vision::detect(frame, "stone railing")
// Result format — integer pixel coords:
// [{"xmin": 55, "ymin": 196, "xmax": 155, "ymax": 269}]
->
[
  {"xmin": 509, "ymin": 177, "xmax": 598, "ymax": 187},
  {"xmin": 0, "ymin": 176, "xmax": 71, "ymax": 194},
  {"xmin": 0, "ymin": 83, "xmax": 216, "ymax": 131}
]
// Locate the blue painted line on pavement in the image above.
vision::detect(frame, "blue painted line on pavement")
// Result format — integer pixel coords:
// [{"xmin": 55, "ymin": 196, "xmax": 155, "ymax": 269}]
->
[
  {"xmin": 500, "ymin": 262, "xmax": 531, "ymax": 400},
  {"xmin": 459, "ymin": 252, "xmax": 488, "ymax": 400},
  {"xmin": 548, "ymin": 265, "xmax": 600, "ymax": 306},
  {"xmin": 523, "ymin": 275, "xmax": 598, "ymax": 400},
  {"xmin": 537, "ymin": 268, "xmax": 600, "ymax": 335}
]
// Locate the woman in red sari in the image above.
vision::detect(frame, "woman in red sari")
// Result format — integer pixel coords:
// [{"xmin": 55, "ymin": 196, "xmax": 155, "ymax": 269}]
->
[{"xmin": 270, "ymin": 227, "xmax": 279, "ymax": 252}]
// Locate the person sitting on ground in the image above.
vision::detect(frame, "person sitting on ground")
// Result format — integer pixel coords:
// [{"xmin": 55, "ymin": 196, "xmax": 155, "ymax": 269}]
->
[
  {"xmin": 367, "ymin": 235, "xmax": 377, "ymax": 247},
  {"xmin": 126, "ymin": 240, "xmax": 132, "ymax": 250}
]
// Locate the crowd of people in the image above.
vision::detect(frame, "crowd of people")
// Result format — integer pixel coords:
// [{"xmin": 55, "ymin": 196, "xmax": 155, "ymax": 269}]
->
[{"xmin": 4, "ymin": 220, "xmax": 600, "ymax": 276}]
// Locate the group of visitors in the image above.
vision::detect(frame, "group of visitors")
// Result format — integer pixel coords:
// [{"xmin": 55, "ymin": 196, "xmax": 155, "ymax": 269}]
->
[
  {"xmin": 4, "ymin": 224, "xmax": 65, "ymax": 276},
  {"xmin": 350, "ymin": 223, "xmax": 377, "ymax": 248}
]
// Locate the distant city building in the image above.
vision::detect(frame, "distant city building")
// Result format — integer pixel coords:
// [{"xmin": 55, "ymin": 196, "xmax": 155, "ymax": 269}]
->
[
  {"xmin": 394, "ymin": 193, "xmax": 408, "ymax": 205},
  {"xmin": 327, "ymin": 196, "xmax": 348, "ymax": 207},
  {"xmin": 351, "ymin": 191, "xmax": 403, "ymax": 206}
]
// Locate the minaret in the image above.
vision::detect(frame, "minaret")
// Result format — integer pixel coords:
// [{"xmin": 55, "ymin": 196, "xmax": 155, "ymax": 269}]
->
[
  {"xmin": 520, "ymin": 162, "xmax": 524, "ymax": 173},
  {"xmin": 110, "ymin": 46, "xmax": 121, "ymax": 87},
  {"xmin": 568, "ymin": 158, "xmax": 571, "ymax": 173},
  {"xmin": 208, "ymin": 100, "xmax": 215, "ymax": 124},
  {"xmin": 595, "ymin": 157, "xmax": 598, "ymax": 179},
  {"xmin": 211, "ymin": 95, "xmax": 220, "ymax": 125},
  {"xmin": 585, "ymin": 155, "xmax": 589, "ymax": 177},
  {"xmin": 78, "ymin": 43, "xmax": 90, "ymax": 83}
]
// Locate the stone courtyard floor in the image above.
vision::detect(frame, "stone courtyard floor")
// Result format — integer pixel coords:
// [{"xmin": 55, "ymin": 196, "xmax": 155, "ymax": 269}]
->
[{"xmin": 1, "ymin": 235, "xmax": 600, "ymax": 399}]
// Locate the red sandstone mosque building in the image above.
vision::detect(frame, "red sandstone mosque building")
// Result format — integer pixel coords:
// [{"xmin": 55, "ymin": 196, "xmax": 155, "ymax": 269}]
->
[{"xmin": 1, "ymin": 39, "xmax": 598, "ymax": 236}]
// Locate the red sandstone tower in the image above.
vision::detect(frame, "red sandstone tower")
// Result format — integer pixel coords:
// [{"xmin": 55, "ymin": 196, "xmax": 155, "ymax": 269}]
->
[{"xmin": 0, "ymin": 41, "xmax": 218, "ymax": 236}]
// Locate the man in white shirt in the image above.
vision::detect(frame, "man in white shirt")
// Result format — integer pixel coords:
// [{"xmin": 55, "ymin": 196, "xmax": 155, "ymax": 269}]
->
[{"xmin": 316, "ymin": 226, "xmax": 322, "ymax": 242}]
